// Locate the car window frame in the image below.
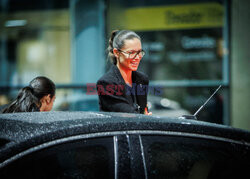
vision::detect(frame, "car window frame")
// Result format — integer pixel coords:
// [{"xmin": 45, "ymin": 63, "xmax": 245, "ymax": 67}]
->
[{"xmin": 1, "ymin": 130, "xmax": 250, "ymax": 178}]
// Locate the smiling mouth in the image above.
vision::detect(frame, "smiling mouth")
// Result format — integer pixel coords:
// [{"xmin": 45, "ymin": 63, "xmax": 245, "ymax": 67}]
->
[{"xmin": 131, "ymin": 62, "xmax": 138, "ymax": 66}]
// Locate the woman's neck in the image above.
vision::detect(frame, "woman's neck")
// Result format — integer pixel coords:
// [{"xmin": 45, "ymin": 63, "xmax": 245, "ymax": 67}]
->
[{"xmin": 117, "ymin": 64, "xmax": 132, "ymax": 86}]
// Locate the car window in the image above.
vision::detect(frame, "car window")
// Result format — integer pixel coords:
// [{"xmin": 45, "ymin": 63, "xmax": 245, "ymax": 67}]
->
[
  {"xmin": 141, "ymin": 135, "xmax": 250, "ymax": 179},
  {"xmin": 0, "ymin": 137, "xmax": 114, "ymax": 179}
]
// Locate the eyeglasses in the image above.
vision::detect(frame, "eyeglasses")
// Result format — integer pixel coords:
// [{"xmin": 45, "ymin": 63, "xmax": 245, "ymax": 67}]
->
[{"xmin": 118, "ymin": 49, "xmax": 145, "ymax": 59}]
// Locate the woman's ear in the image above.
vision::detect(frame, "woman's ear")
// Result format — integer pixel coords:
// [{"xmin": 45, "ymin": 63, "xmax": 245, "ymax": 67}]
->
[
  {"xmin": 46, "ymin": 95, "xmax": 52, "ymax": 104},
  {"xmin": 40, "ymin": 94, "xmax": 54, "ymax": 112},
  {"xmin": 41, "ymin": 95, "xmax": 51, "ymax": 104},
  {"xmin": 113, "ymin": 48, "xmax": 120, "ymax": 58}
]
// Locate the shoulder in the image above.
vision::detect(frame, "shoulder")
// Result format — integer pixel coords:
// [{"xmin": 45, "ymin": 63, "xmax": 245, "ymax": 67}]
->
[
  {"xmin": 134, "ymin": 70, "xmax": 149, "ymax": 84},
  {"xmin": 97, "ymin": 65, "xmax": 118, "ymax": 85}
]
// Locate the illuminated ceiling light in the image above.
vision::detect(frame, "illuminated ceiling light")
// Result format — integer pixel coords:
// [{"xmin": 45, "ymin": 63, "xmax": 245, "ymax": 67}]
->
[{"xmin": 5, "ymin": 20, "xmax": 27, "ymax": 27}]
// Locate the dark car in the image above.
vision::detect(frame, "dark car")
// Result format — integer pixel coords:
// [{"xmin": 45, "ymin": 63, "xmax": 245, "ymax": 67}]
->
[{"xmin": 0, "ymin": 112, "xmax": 250, "ymax": 179}]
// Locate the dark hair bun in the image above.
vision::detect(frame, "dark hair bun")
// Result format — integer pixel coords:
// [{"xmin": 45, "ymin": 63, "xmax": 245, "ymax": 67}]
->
[{"xmin": 108, "ymin": 30, "xmax": 119, "ymax": 53}]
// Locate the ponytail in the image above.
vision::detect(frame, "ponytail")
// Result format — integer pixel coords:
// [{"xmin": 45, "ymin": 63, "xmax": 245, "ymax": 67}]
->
[
  {"xmin": 107, "ymin": 30, "xmax": 119, "ymax": 65},
  {"xmin": 2, "ymin": 86, "xmax": 40, "ymax": 113}
]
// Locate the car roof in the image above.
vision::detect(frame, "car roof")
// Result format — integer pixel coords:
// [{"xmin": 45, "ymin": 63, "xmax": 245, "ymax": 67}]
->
[
  {"xmin": 1, "ymin": 111, "xmax": 250, "ymax": 165},
  {"xmin": 1, "ymin": 111, "xmax": 250, "ymax": 143}
]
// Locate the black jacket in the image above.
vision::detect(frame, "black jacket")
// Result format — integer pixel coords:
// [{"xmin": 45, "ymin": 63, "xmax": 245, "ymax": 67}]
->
[{"xmin": 97, "ymin": 65, "xmax": 149, "ymax": 114}]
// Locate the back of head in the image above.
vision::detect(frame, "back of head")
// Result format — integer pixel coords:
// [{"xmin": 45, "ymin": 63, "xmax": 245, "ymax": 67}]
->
[
  {"xmin": 29, "ymin": 76, "xmax": 56, "ymax": 100},
  {"xmin": 1, "ymin": 76, "xmax": 55, "ymax": 113},
  {"xmin": 108, "ymin": 30, "xmax": 141, "ymax": 65}
]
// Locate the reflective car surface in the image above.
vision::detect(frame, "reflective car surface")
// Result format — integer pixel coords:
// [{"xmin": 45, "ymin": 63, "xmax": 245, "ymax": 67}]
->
[{"xmin": 0, "ymin": 112, "xmax": 250, "ymax": 179}]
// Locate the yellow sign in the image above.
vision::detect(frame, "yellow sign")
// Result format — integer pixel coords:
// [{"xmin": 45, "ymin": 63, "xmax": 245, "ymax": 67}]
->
[{"xmin": 125, "ymin": 3, "xmax": 223, "ymax": 31}]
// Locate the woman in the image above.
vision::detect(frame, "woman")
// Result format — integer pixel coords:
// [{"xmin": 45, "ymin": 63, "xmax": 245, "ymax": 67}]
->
[
  {"xmin": 2, "ymin": 76, "xmax": 56, "ymax": 113},
  {"xmin": 97, "ymin": 30, "xmax": 151, "ymax": 115}
]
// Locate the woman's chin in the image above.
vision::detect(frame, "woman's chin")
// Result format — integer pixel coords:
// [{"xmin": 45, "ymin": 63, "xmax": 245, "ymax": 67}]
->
[{"xmin": 130, "ymin": 65, "xmax": 139, "ymax": 71}]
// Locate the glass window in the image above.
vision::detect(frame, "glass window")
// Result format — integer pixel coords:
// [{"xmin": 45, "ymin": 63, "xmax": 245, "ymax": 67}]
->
[
  {"xmin": 138, "ymin": 29, "xmax": 223, "ymax": 81},
  {"xmin": 0, "ymin": 0, "xmax": 70, "ymax": 85},
  {"xmin": 0, "ymin": 0, "xmax": 74, "ymax": 113},
  {"xmin": 141, "ymin": 135, "xmax": 250, "ymax": 179},
  {"xmin": 0, "ymin": 137, "xmax": 114, "ymax": 179},
  {"xmin": 0, "ymin": 0, "xmax": 104, "ymax": 114}
]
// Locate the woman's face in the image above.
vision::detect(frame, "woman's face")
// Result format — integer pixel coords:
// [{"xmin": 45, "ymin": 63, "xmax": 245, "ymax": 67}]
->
[{"xmin": 116, "ymin": 38, "xmax": 143, "ymax": 71}]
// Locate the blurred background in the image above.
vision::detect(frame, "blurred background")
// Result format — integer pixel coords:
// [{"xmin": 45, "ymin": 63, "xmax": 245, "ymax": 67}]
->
[{"xmin": 0, "ymin": 0, "xmax": 249, "ymax": 130}]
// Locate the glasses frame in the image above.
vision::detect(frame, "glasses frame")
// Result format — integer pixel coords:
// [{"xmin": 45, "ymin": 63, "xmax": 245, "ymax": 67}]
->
[{"xmin": 118, "ymin": 49, "xmax": 145, "ymax": 59}]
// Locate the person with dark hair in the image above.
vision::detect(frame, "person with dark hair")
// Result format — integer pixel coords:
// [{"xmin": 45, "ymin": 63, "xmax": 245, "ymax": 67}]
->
[
  {"xmin": 97, "ymin": 30, "xmax": 151, "ymax": 115},
  {"xmin": 1, "ymin": 76, "xmax": 56, "ymax": 113}
]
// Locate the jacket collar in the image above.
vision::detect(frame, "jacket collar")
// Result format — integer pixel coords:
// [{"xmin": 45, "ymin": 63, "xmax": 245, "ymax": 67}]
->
[
  {"xmin": 111, "ymin": 64, "xmax": 139, "ymax": 85},
  {"xmin": 111, "ymin": 64, "xmax": 126, "ymax": 85}
]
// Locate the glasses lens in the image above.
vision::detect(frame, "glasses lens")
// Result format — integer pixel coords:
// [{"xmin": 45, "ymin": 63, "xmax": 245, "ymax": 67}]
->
[
  {"xmin": 130, "ymin": 52, "xmax": 137, "ymax": 59},
  {"xmin": 130, "ymin": 50, "xmax": 145, "ymax": 59}
]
